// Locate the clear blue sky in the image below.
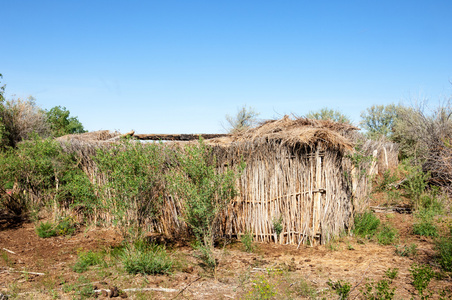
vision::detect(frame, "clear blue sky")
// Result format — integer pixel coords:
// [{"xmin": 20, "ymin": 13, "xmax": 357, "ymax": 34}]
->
[{"xmin": 2, "ymin": 1, "xmax": 452, "ymax": 133}]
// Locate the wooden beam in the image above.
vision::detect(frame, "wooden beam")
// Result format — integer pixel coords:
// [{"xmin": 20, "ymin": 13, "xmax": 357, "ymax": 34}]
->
[{"xmin": 132, "ymin": 133, "xmax": 228, "ymax": 141}]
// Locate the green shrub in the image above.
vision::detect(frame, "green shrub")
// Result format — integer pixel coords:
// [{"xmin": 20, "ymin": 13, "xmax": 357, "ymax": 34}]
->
[
  {"xmin": 435, "ymin": 237, "xmax": 452, "ymax": 272},
  {"xmin": 401, "ymin": 160, "xmax": 429, "ymax": 203},
  {"xmin": 377, "ymin": 224, "xmax": 398, "ymax": 245},
  {"xmin": 36, "ymin": 217, "xmax": 77, "ymax": 238},
  {"xmin": 376, "ymin": 170, "xmax": 400, "ymax": 192},
  {"xmin": 72, "ymin": 250, "xmax": 105, "ymax": 273},
  {"xmin": 36, "ymin": 221, "xmax": 57, "ymax": 238},
  {"xmin": 55, "ymin": 216, "xmax": 77, "ymax": 236},
  {"xmin": 243, "ymin": 275, "xmax": 277, "ymax": 300},
  {"xmin": 94, "ymin": 139, "xmax": 166, "ymax": 239},
  {"xmin": 385, "ymin": 268, "xmax": 399, "ymax": 280},
  {"xmin": 413, "ymin": 221, "xmax": 438, "ymax": 237},
  {"xmin": 354, "ymin": 211, "xmax": 380, "ymax": 238},
  {"xmin": 410, "ymin": 264, "xmax": 435, "ymax": 297},
  {"xmin": 361, "ymin": 278, "xmax": 395, "ymax": 300},
  {"xmin": 272, "ymin": 216, "xmax": 283, "ymax": 236},
  {"xmin": 241, "ymin": 231, "xmax": 255, "ymax": 253},
  {"xmin": 327, "ymin": 279, "xmax": 351, "ymax": 300},
  {"xmin": 167, "ymin": 138, "xmax": 244, "ymax": 270},
  {"xmin": 121, "ymin": 243, "xmax": 172, "ymax": 275},
  {"xmin": 0, "ymin": 137, "xmax": 95, "ymax": 217}
]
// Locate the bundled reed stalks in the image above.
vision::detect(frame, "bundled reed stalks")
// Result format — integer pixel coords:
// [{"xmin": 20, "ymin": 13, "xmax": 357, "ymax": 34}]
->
[{"xmin": 56, "ymin": 118, "xmax": 399, "ymax": 245}]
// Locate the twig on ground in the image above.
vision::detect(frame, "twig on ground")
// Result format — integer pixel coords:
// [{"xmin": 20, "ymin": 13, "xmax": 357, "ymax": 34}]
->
[
  {"xmin": 172, "ymin": 276, "xmax": 201, "ymax": 299},
  {"xmin": 94, "ymin": 287, "xmax": 179, "ymax": 293},
  {"xmin": 350, "ymin": 260, "xmax": 374, "ymax": 300},
  {"xmin": 2, "ymin": 248, "xmax": 16, "ymax": 254},
  {"xmin": 7, "ymin": 268, "xmax": 45, "ymax": 276}
]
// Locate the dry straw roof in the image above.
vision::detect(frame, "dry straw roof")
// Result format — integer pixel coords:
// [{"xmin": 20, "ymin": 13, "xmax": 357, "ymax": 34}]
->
[
  {"xmin": 207, "ymin": 115, "xmax": 359, "ymax": 152},
  {"xmin": 56, "ymin": 130, "xmax": 121, "ymax": 142},
  {"xmin": 56, "ymin": 116, "xmax": 358, "ymax": 152}
]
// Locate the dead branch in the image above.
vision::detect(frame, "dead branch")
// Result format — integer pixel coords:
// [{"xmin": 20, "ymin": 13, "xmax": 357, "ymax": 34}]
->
[{"xmin": 2, "ymin": 248, "xmax": 16, "ymax": 254}]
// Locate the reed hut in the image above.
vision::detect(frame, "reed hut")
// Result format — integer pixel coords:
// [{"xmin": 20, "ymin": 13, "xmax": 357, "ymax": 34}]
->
[
  {"xmin": 202, "ymin": 116, "xmax": 359, "ymax": 245},
  {"xmin": 57, "ymin": 117, "xmax": 398, "ymax": 246}
]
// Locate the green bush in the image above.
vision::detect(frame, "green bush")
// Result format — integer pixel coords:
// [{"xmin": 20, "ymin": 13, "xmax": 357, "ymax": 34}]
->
[
  {"xmin": 272, "ymin": 216, "xmax": 283, "ymax": 236},
  {"xmin": 36, "ymin": 217, "xmax": 77, "ymax": 238},
  {"xmin": 241, "ymin": 231, "xmax": 255, "ymax": 253},
  {"xmin": 354, "ymin": 211, "xmax": 380, "ymax": 238},
  {"xmin": 36, "ymin": 221, "xmax": 57, "ymax": 238},
  {"xmin": 400, "ymin": 159, "xmax": 429, "ymax": 203},
  {"xmin": 410, "ymin": 264, "xmax": 435, "ymax": 297},
  {"xmin": 376, "ymin": 170, "xmax": 400, "ymax": 192},
  {"xmin": 72, "ymin": 250, "xmax": 105, "ymax": 273},
  {"xmin": 327, "ymin": 279, "xmax": 351, "ymax": 300},
  {"xmin": 413, "ymin": 221, "xmax": 438, "ymax": 237},
  {"xmin": 377, "ymin": 224, "xmax": 398, "ymax": 245},
  {"xmin": 0, "ymin": 137, "xmax": 95, "ymax": 216},
  {"xmin": 243, "ymin": 275, "xmax": 277, "ymax": 300},
  {"xmin": 167, "ymin": 138, "xmax": 244, "ymax": 270},
  {"xmin": 361, "ymin": 278, "xmax": 396, "ymax": 300},
  {"xmin": 435, "ymin": 237, "xmax": 452, "ymax": 272},
  {"xmin": 94, "ymin": 139, "xmax": 166, "ymax": 239},
  {"xmin": 121, "ymin": 243, "xmax": 173, "ymax": 275}
]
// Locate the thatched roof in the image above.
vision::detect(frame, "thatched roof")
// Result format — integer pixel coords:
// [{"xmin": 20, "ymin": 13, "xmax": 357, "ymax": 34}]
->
[
  {"xmin": 56, "ymin": 116, "xmax": 358, "ymax": 152},
  {"xmin": 56, "ymin": 130, "xmax": 121, "ymax": 142},
  {"xmin": 206, "ymin": 115, "xmax": 358, "ymax": 152}
]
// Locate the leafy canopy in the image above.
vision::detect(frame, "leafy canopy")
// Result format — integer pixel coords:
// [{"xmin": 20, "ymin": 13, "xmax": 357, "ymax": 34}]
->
[
  {"xmin": 360, "ymin": 104, "xmax": 399, "ymax": 139},
  {"xmin": 306, "ymin": 107, "xmax": 351, "ymax": 124},
  {"xmin": 46, "ymin": 106, "xmax": 86, "ymax": 137}
]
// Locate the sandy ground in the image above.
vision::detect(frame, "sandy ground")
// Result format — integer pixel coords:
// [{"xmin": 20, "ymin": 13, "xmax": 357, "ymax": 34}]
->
[{"xmin": 0, "ymin": 212, "xmax": 451, "ymax": 299}]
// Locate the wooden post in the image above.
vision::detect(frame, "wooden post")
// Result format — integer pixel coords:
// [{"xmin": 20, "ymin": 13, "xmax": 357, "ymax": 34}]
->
[{"xmin": 313, "ymin": 146, "xmax": 322, "ymax": 245}]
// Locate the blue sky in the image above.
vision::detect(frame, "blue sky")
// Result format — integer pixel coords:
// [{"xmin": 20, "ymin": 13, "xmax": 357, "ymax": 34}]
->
[{"xmin": 2, "ymin": 1, "xmax": 452, "ymax": 133}]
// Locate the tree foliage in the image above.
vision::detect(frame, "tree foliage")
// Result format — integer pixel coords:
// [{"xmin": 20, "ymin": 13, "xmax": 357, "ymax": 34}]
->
[
  {"xmin": 167, "ymin": 138, "xmax": 244, "ymax": 269},
  {"xmin": 225, "ymin": 105, "xmax": 260, "ymax": 133},
  {"xmin": 360, "ymin": 104, "xmax": 399, "ymax": 139},
  {"xmin": 46, "ymin": 106, "xmax": 86, "ymax": 137},
  {"xmin": 94, "ymin": 139, "xmax": 166, "ymax": 239},
  {"xmin": 306, "ymin": 107, "xmax": 351, "ymax": 124}
]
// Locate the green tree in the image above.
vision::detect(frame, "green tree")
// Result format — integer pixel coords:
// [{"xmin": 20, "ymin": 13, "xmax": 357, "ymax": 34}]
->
[
  {"xmin": 224, "ymin": 105, "xmax": 260, "ymax": 133},
  {"xmin": 360, "ymin": 104, "xmax": 399, "ymax": 139},
  {"xmin": 46, "ymin": 106, "xmax": 86, "ymax": 137},
  {"xmin": 306, "ymin": 107, "xmax": 351, "ymax": 124},
  {"xmin": 167, "ymin": 138, "xmax": 244, "ymax": 270}
]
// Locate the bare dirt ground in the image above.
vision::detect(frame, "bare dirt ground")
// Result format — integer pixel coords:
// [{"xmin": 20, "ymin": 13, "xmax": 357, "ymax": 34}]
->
[{"xmin": 1, "ymin": 212, "xmax": 451, "ymax": 299}]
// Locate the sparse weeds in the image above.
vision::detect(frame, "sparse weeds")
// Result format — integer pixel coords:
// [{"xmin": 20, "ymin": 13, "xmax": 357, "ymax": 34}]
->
[
  {"xmin": 241, "ymin": 231, "xmax": 256, "ymax": 253},
  {"xmin": 377, "ymin": 224, "xmax": 398, "ymax": 245},
  {"xmin": 272, "ymin": 216, "xmax": 283, "ymax": 236},
  {"xmin": 395, "ymin": 243, "xmax": 418, "ymax": 257},
  {"xmin": 121, "ymin": 241, "xmax": 173, "ymax": 275},
  {"xmin": 293, "ymin": 278, "xmax": 317, "ymax": 299},
  {"xmin": 36, "ymin": 221, "xmax": 57, "ymax": 238},
  {"xmin": 354, "ymin": 211, "xmax": 380, "ymax": 239},
  {"xmin": 71, "ymin": 249, "xmax": 106, "ymax": 273},
  {"xmin": 36, "ymin": 216, "xmax": 76, "ymax": 238},
  {"xmin": 1, "ymin": 251, "xmax": 14, "ymax": 267},
  {"xmin": 410, "ymin": 263, "xmax": 435, "ymax": 298},
  {"xmin": 413, "ymin": 221, "xmax": 438, "ymax": 237},
  {"xmin": 435, "ymin": 236, "xmax": 452, "ymax": 272},
  {"xmin": 327, "ymin": 279, "xmax": 351, "ymax": 300},
  {"xmin": 243, "ymin": 275, "xmax": 278, "ymax": 300}
]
